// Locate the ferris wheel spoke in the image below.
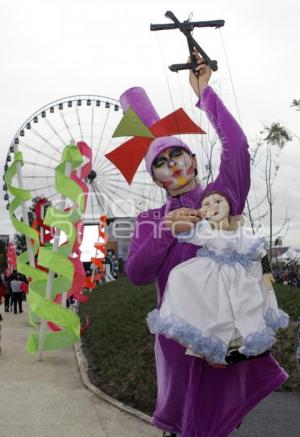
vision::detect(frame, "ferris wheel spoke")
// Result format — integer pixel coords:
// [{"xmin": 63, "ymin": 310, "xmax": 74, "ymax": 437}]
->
[
  {"xmin": 59, "ymin": 110, "xmax": 75, "ymax": 142},
  {"xmin": 47, "ymin": 192, "xmax": 60, "ymax": 200},
  {"xmin": 23, "ymin": 175, "xmax": 54, "ymax": 179},
  {"xmin": 100, "ymin": 178, "xmax": 155, "ymax": 203},
  {"xmin": 95, "ymin": 158, "xmax": 115, "ymax": 174},
  {"xmin": 76, "ymin": 107, "xmax": 84, "ymax": 142},
  {"xmin": 20, "ymin": 141, "xmax": 60, "ymax": 163},
  {"xmin": 91, "ymin": 182, "xmax": 111, "ymax": 217},
  {"xmin": 94, "ymin": 138, "xmax": 114, "ymax": 170},
  {"xmin": 99, "ymin": 175, "xmax": 155, "ymax": 188},
  {"xmin": 94, "ymin": 180, "xmax": 129, "ymax": 217},
  {"xmin": 98, "ymin": 115, "xmax": 119, "ymax": 159},
  {"xmin": 43, "ymin": 117, "xmax": 68, "ymax": 146},
  {"xmin": 97, "ymin": 160, "xmax": 149, "ymax": 178},
  {"xmin": 24, "ymin": 161, "xmax": 57, "ymax": 170},
  {"xmin": 31, "ymin": 128, "xmax": 61, "ymax": 155},
  {"xmin": 100, "ymin": 170, "xmax": 128, "ymax": 177},
  {"xmin": 93, "ymin": 108, "xmax": 110, "ymax": 169},
  {"xmin": 31, "ymin": 184, "xmax": 55, "ymax": 193},
  {"xmin": 90, "ymin": 181, "xmax": 96, "ymax": 220},
  {"xmin": 92, "ymin": 180, "xmax": 116, "ymax": 217},
  {"xmin": 90, "ymin": 106, "xmax": 94, "ymax": 149}
]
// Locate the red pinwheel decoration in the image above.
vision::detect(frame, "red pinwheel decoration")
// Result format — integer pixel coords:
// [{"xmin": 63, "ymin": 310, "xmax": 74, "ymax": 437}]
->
[{"xmin": 105, "ymin": 87, "xmax": 206, "ymax": 184}]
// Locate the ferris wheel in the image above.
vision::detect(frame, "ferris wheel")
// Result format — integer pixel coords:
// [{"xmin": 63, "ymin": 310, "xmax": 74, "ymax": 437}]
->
[{"xmin": 3, "ymin": 95, "xmax": 166, "ymax": 222}]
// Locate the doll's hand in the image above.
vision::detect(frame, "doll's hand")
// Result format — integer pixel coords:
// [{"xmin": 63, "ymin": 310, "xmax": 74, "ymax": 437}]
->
[
  {"xmin": 263, "ymin": 273, "xmax": 275, "ymax": 289},
  {"xmin": 189, "ymin": 50, "xmax": 212, "ymax": 97},
  {"xmin": 164, "ymin": 207, "xmax": 202, "ymax": 235}
]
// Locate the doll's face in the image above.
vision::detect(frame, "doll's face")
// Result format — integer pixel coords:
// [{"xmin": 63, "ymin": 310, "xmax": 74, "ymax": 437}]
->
[
  {"xmin": 152, "ymin": 147, "xmax": 196, "ymax": 192},
  {"xmin": 201, "ymin": 193, "xmax": 230, "ymax": 223}
]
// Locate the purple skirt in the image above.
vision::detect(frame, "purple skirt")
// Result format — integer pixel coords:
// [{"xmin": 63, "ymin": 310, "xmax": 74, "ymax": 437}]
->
[{"xmin": 152, "ymin": 335, "xmax": 288, "ymax": 437}]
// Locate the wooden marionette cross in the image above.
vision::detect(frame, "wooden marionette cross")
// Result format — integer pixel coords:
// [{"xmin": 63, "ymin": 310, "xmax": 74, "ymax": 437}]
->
[{"xmin": 150, "ymin": 10, "xmax": 225, "ymax": 72}]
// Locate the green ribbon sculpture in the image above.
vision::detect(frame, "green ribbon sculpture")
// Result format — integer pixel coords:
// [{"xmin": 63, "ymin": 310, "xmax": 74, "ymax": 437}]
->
[{"xmin": 6, "ymin": 145, "xmax": 85, "ymax": 353}]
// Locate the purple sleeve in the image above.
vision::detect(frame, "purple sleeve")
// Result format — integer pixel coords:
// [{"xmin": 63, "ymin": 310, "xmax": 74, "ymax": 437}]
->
[
  {"xmin": 197, "ymin": 86, "xmax": 250, "ymax": 214},
  {"xmin": 125, "ymin": 213, "xmax": 175, "ymax": 285}
]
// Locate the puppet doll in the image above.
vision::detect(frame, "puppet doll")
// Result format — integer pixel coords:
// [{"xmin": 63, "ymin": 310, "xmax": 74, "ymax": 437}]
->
[{"xmin": 147, "ymin": 191, "xmax": 289, "ymax": 365}]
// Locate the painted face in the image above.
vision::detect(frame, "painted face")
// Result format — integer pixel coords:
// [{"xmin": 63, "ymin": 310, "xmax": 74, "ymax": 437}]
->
[
  {"xmin": 201, "ymin": 193, "xmax": 230, "ymax": 223},
  {"xmin": 151, "ymin": 147, "xmax": 195, "ymax": 191}
]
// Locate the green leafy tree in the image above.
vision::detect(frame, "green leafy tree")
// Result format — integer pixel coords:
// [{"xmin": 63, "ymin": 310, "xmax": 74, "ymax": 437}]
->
[
  {"xmin": 263, "ymin": 123, "xmax": 292, "ymax": 261},
  {"xmin": 291, "ymin": 99, "xmax": 300, "ymax": 111},
  {"xmin": 263, "ymin": 123, "xmax": 292, "ymax": 149},
  {"xmin": 248, "ymin": 123, "xmax": 292, "ymax": 262}
]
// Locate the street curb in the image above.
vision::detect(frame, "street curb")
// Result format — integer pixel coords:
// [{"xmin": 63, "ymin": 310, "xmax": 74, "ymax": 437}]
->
[{"xmin": 74, "ymin": 342, "xmax": 153, "ymax": 425}]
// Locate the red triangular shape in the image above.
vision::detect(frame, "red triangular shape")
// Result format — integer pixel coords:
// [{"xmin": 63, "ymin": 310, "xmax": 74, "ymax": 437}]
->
[
  {"xmin": 105, "ymin": 137, "xmax": 151, "ymax": 184},
  {"xmin": 151, "ymin": 108, "xmax": 206, "ymax": 137}
]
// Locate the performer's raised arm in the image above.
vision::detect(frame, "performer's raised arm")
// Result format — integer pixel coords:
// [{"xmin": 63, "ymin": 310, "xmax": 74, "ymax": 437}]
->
[{"xmin": 190, "ymin": 51, "xmax": 251, "ymax": 214}]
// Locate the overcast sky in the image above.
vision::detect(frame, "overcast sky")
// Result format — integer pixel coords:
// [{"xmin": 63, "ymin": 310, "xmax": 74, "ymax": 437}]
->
[{"xmin": 0, "ymin": 0, "xmax": 299, "ymax": 247}]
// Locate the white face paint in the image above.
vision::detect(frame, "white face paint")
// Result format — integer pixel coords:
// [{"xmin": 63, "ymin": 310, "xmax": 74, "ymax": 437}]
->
[
  {"xmin": 201, "ymin": 193, "xmax": 230, "ymax": 224},
  {"xmin": 152, "ymin": 147, "xmax": 196, "ymax": 192}
]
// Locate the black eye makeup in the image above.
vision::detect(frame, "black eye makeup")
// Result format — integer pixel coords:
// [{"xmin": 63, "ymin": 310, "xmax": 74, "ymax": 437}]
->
[
  {"xmin": 153, "ymin": 148, "xmax": 186, "ymax": 170},
  {"xmin": 153, "ymin": 156, "xmax": 167, "ymax": 168},
  {"xmin": 169, "ymin": 148, "xmax": 183, "ymax": 158}
]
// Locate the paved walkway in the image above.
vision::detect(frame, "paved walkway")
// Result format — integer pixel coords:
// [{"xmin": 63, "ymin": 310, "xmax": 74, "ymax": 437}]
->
[
  {"xmin": 1, "ymin": 304, "xmax": 299, "ymax": 436},
  {"xmin": 0, "ymin": 304, "xmax": 160, "ymax": 437},
  {"xmin": 232, "ymin": 391, "xmax": 300, "ymax": 436}
]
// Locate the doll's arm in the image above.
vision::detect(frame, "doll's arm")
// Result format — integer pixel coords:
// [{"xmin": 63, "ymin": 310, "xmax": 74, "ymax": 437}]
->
[{"xmin": 261, "ymin": 253, "xmax": 275, "ymax": 288}]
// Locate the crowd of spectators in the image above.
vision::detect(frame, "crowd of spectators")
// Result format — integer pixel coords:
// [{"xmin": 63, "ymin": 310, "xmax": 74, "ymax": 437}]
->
[
  {"xmin": 0, "ymin": 271, "xmax": 28, "ymax": 353},
  {"xmin": 0, "ymin": 271, "xmax": 28, "ymax": 317},
  {"xmin": 273, "ymin": 270, "xmax": 300, "ymax": 287}
]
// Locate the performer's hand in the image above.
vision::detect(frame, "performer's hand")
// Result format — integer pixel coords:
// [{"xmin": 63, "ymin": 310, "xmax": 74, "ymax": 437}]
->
[
  {"xmin": 198, "ymin": 207, "xmax": 217, "ymax": 219},
  {"xmin": 189, "ymin": 49, "xmax": 212, "ymax": 97},
  {"xmin": 164, "ymin": 207, "xmax": 202, "ymax": 235},
  {"xmin": 263, "ymin": 273, "xmax": 275, "ymax": 289}
]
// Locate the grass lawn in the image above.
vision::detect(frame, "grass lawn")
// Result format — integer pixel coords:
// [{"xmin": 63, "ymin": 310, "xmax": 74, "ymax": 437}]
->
[{"xmin": 79, "ymin": 277, "xmax": 300, "ymax": 416}]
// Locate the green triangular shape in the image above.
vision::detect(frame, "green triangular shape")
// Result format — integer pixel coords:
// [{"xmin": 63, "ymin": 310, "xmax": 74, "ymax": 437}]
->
[{"xmin": 112, "ymin": 107, "xmax": 155, "ymax": 138}]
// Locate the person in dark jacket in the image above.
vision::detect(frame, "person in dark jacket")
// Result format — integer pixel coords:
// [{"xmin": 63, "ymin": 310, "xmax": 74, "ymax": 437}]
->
[{"xmin": 3, "ymin": 277, "xmax": 12, "ymax": 312}]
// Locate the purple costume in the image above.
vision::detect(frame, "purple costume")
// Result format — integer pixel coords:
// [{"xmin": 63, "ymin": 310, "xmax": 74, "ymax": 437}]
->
[{"xmin": 125, "ymin": 87, "xmax": 288, "ymax": 436}]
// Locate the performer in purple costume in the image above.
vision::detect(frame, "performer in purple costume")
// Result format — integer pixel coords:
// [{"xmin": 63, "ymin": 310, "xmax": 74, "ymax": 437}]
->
[{"xmin": 120, "ymin": 53, "xmax": 288, "ymax": 436}]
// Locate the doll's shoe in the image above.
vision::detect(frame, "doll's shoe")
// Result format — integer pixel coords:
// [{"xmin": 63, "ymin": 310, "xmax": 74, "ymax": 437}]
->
[{"xmin": 225, "ymin": 350, "xmax": 270, "ymax": 364}]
